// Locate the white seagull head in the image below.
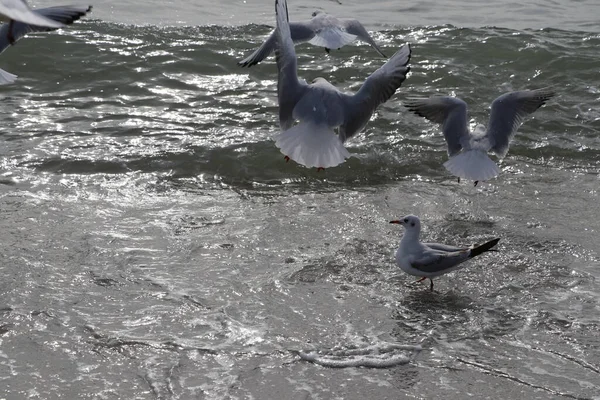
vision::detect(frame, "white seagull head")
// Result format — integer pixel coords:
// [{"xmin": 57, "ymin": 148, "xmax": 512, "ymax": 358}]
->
[{"xmin": 389, "ymin": 215, "xmax": 421, "ymax": 232}]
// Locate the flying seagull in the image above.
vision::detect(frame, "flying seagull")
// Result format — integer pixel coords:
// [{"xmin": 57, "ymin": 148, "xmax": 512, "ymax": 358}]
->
[
  {"xmin": 0, "ymin": 0, "xmax": 67, "ymax": 39},
  {"xmin": 390, "ymin": 215, "xmax": 500, "ymax": 291},
  {"xmin": 273, "ymin": 0, "xmax": 410, "ymax": 169},
  {"xmin": 238, "ymin": 9, "xmax": 386, "ymax": 67},
  {"xmin": 405, "ymin": 88, "xmax": 555, "ymax": 184},
  {"xmin": 0, "ymin": 5, "xmax": 92, "ymax": 84}
]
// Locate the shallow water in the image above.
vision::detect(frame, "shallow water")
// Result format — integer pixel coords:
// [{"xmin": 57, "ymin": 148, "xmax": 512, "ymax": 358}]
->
[{"xmin": 0, "ymin": 1, "xmax": 599, "ymax": 399}]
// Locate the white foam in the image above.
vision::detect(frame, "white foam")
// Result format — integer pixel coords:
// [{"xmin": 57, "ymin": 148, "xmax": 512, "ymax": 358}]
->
[{"xmin": 298, "ymin": 343, "xmax": 422, "ymax": 368}]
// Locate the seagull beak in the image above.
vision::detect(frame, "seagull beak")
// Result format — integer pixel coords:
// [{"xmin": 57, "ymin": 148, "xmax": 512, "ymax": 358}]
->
[{"xmin": 389, "ymin": 220, "xmax": 402, "ymax": 224}]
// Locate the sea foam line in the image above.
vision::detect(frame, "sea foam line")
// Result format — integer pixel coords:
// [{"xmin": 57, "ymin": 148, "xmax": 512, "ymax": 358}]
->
[{"xmin": 298, "ymin": 343, "xmax": 422, "ymax": 368}]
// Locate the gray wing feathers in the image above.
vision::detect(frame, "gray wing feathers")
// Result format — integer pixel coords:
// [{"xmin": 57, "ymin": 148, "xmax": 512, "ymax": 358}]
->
[
  {"xmin": 275, "ymin": 0, "xmax": 306, "ymax": 130},
  {"xmin": 0, "ymin": 0, "xmax": 63, "ymax": 28},
  {"xmin": 238, "ymin": 22, "xmax": 316, "ymax": 67},
  {"xmin": 341, "ymin": 18, "xmax": 386, "ymax": 57},
  {"xmin": 289, "ymin": 22, "xmax": 318, "ymax": 42},
  {"xmin": 405, "ymin": 96, "xmax": 469, "ymax": 157},
  {"xmin": 339, "ymin": 44, "xmax": 411, "ymax": 142},
  {"xmin": 30, "ymin": 5, "xmax": 91, "ymax": 24},
  {"xmin": 423, "ymin": 242, "xmax": 468, "ymax": 252},
  {"xmin": 238, "ymin": 30, "xmax": 277, "ymax": 67},
  {"xmin": 412, "ymin": 250, "xmax": 470, "ymax": 273},
  {"xmin": 0, "ymin": 5, "xmax": 92, "ymax": 55},
  {"xmin": 487, "ymin": 88, "xmax": 555, "ymax": 157}
]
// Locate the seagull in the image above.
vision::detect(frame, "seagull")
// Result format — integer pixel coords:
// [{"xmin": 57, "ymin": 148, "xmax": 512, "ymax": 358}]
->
[
  {"xmin": 273, "ymin": 0, "xmax": 410, "ymax": 169},
  {"xmin": 238, "ymin": 9, "xmax": 386, "ymax": 67},
  {"xmin": 390, "ymin": 215, "xmax": 500, "ymax": 291},
  {"xmin": 0, "ymin": 0, "xmax": 66, "ymax": 33},
  {"xmin": 0, "ymin": 5, "xmax": 92, "ymax": 84},
  {"xmin": 405, "ymin": 88, "xmax": 555, "ymax": 184}
]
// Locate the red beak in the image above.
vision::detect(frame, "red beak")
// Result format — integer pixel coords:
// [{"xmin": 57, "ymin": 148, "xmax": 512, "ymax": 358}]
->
[{"xmin": 389, "ymin": 220, "xmax": 402, "ymax": 224}]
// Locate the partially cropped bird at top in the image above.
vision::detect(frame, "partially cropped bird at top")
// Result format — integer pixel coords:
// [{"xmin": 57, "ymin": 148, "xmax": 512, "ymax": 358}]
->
[
  {"xmin": 238, "ymin": 9, "xmax": 386, "ymax": 67},
  {"xmin": 390, "ymin": 215, "xmax": 500, "ymax": 291},
  {"xmin": 272, "ymin": 0, "xmax": 411, "ymax": 169},
  {"xmin": 0, "ymin": 4, "xmax": 92, "ymax": 84},
  {"xmin": 405, "ymin": 88, "xmax": 555, "ymax": 185},
  {"xmin": 0, "ymin": 0, "xmax": 65, "ymax": 32}
]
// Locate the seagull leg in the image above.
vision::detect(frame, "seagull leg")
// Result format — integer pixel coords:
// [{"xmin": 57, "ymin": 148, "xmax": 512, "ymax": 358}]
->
[
  {"xmin": 429, "ymin": 278, "xmax": 434, "ymax": 291},
  {"xmin": 457, "ymin": 177, "xmax": 460, "ymax": 183},
  {"xmin": 325, "ymin": 48, "xmax": 330, "ymax": 54},
  {"xmin": 474, "ymin": 180, "xmax": 479, "ymax": 187},
  {"xmin": 284, "ymin": 156, "xmax": 290, "ymax": 163},
  {"xmin": 316, "ymin": 167, "xmax": 325, "ymax": 172}
]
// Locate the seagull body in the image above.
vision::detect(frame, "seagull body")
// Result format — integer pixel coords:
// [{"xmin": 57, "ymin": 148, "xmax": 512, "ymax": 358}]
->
[
  {"xmin": 390, "ymin": 215, "xmax": 500, "ymax": 290},
  {"xmin": 273, "ymin": 0, "xmax": 410, "ymax": 169},
  {"xmin": 405, "ymin": 88, "xmax": 555, "ymax": 183},
  {"xmin": 0, "ymin": 5, "xmax": 92, "ymax": 84},
  {"xmin": 238, "ymin": 10, "xmax": 386, "ymax": 67}
]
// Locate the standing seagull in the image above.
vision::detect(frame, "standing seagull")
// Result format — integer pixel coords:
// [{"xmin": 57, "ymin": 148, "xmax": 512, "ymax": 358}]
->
[
  {"xmin": 405, "ymin": 88, "xmax": 555, "ymax": 184},
  {"xmin": 238, "ymin": 10, "xmax": 386, "ymax": 67},
  {"xmin": 273, "ymin": 0, "xmax": 410, "ymax": 169},
  {"xmin": 0, "ymin": 5, "xmax": 92, "ymax": 84},
  {"xmin": 390, "ymin": 215, "xmax": 500, "ymax": 291}
]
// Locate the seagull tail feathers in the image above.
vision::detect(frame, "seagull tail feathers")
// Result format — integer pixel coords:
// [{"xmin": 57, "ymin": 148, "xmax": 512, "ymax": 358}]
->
[
  {"xmin": 275, "ymin": 122, "xmax": 350, "ymax": 168},
  {"xmin": 0, "ymin": 68, "xmax": 17, "ymax": 85},
  {"xmin": 469, "ymin": 238, "xmax": 500, "ymax": 258},
  {"xmin": 443, "ymin": 150, "xmax": 500, "ymax": 182},
  {"xmin": 308, "ymin": 29, "xmax": 357, "ymax": 50}
]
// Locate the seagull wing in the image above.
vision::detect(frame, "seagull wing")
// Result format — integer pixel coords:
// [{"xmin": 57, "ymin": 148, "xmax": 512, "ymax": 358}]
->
[
  {"xmin": 340, "ymin": 18, "xmax": 386, "ymax": 57},
  {"xmin": 0, "ymin": 5, "xmax": 92, "ymax": 56},
  {"xmin": 405, "ymin": 96, "xmax": 470, "ymax": 157},
  {"xmin": 423, "ymin": 242, "xmax": 468, "ymax": 252},
  {"xmin": 238, "ymin": 22, "xmax": 315, "ymax": 67},
  {"xmin": 0, "ymin": 0, "xmax": 64, "ymax": 28},
  {"xmin": 411, "ymin": 249, "xmax": 470, "ymax": 274},
  {"xmin": 486, "ymin": 88, "xmax": 555, "ymax": 157},
  {"xmin": 0, "ymin": 67, "xmax": 16, "ymax": 84},
  {"xmin": 275, "ymin": 0, "xmax": 308, "ymax": 130},
  {"xmin": 339, "ymin": 43, "xmax": 411, "ymax": 142}
]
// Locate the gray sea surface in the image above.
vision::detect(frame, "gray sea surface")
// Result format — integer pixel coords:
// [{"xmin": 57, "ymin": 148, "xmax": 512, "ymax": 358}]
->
[{"xmin": 0, "ymin": 0, "xmax": 599, "ymax": 399}]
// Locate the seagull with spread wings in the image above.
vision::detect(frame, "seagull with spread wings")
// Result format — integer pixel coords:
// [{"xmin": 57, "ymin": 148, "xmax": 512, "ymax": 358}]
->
[
  {"xmin": 405, "ymin": 89, "xmax": 555, "ymax": 184},
  {"xmin": 239, "ymin": 9, "xmax": 386, "ymax": 67},
  {"xmin": 273, "ymin": 0, "xmax": 411, "ymax": 169}
]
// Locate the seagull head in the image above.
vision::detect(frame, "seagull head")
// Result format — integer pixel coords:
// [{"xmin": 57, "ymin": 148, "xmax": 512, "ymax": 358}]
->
[{"xmin": 389, "ymin": 215, "xmax": 421, "ymax": 231}]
